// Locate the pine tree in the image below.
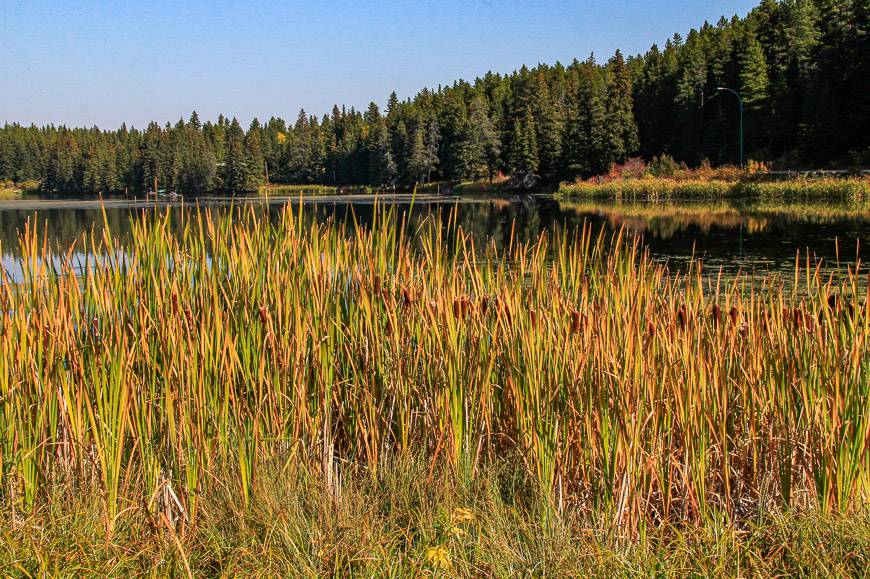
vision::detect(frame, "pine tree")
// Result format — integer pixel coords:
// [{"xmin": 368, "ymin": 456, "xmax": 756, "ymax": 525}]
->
[
  {"xmin": 739, "ymin": 29, "xmax": 770, "ymax": 106},
  {"xmin": 244, "ymin": 119, "xmax": 265, "ymax": 190},
  {"xmin": 424, "ymin": 120, "xmax": 441, "ymax": 182},
  {"xmin": 83, "ymin": 144, "xmax": 104, "ymax": 193},
  {"xmin": 407, "ymin": 125, "xmax": 429, "ymax": 185},
  {"xmin": 365, "ymin": 103, "xmax": 397, "ymax": 188},
  {"xmin": 391, "ymin": 119, "xmax": 409, "ymax": 184},
  {"xmin": 223, "ymin": 118, "xmax": 254, "ymax": 192},
  {"xmin": 604, "ymin": 49, "xmax": 639, "ymax": 166},
  {"xmin": 459, "ymin": 95, "xmax": 501, "ymax": 181},
  {"xmin": 676, "ymin": 31, "xmax": 708, "ymax": 106},
  {"xmin": 386, "ymin": 91, "xmax": 400, "ymax": 120},
  {"xmin": 532, "ymin": 72, "xmax": 563, "ymax": 181},
  {"xmin": 180, "ymin": 122, "xmax": 216, "ymax": 193},
  {"xmin": 141, "ymin": 122, "xmax": 164, "ymax": 191},
  {"xmin": 563, "ymin": 58, "xmax": 608, "ymax": 176},
  {"xmin": 311, "ymin": 114, "xmax": 329, "ymax": 182},
  {"xmin": 439, "ymin": 92, "xmax": 467, "ymax": 181},
  {"xmin": 509, "ymin": 108, "xmax": 538, "ymax": 181}
]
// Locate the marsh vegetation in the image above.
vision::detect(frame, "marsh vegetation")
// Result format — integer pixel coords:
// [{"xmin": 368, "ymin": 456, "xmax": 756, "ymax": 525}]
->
[
  {"xmin": 0, "ymin": 203, "xmax": 866, "ymax": 575},
  {"xmin": 558, "ymin": 175, "xmax": 869, "ymax": 200}
]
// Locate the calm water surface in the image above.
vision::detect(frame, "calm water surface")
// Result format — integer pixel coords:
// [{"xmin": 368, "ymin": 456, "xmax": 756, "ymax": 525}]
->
[{"xmin": 1, "ymin": 193, "xmax": 867, "ymax": 286}]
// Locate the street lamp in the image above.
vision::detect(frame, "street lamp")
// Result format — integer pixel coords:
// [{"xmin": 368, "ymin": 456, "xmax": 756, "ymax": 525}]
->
[{"xmin": 716, "ymin": 87, "xmax": 744, "ymax": 167}]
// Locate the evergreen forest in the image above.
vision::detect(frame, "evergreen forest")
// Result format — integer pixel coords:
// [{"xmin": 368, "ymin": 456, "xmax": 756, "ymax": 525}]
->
[{"xmin": 1, "ymin": 0, "xmax": 867, "ymax": 193}]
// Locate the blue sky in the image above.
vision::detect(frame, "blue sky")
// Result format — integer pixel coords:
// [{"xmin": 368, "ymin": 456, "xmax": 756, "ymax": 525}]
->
[{"xmin": 1, "ymin": 1, "xmax": 758, "ymax": 128}]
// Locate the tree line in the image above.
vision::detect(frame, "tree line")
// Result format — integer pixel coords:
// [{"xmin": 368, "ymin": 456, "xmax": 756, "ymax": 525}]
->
[{"xmin": 1, "ymin": 0, "xmax": 866, "ymax": 194}]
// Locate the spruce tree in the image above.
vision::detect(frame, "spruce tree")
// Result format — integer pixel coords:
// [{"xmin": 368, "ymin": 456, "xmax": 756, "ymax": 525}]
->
[
  {"xmin": 366, "ymin": 106, "xmax": 397, "ymax": 188},
  {"xmin": 223, "ymin": 118, "xmax": 253, "ymax": 192},
  {"xmin": 739, "ymin": 29, "xmax": 770, "ymax": 106},
  {"xmin": 604, "ymin": 49, "xmax": 639, "ymax": 166},
  {"xmin": 188, "ymin": 110, "xmax": 201, "ymax": 131},
  {"xmin": 532, "ymin": 72, "xmax": 563, "ymax": 181},
  {"xmin": 460, "ymin": 95, "xmax": 501, "ymax": 181},
  {"xmin": 391, "ymin": 119, "xmax": 409, "ymax": 184},
  {"xmin": 82, "ymin": 144, "xmax": 103, "ymax": 193},
  {"xmin": 439, "ymin": 92, "xmax": 467, "ymax": 181},
  {"xmin": 407, "ymin": 124, "xmax": 430, "ymax": 184},
  {"xmin": 141, "ymin": 122, "xmax": 164, "ymax": 191},
  {"xmin": 244, "ymin": 120, "xmax": 265, "ymax": 190},
  {"xmin": 563, "ymin": 58, "xmax": 608, "ymax": 176},
  {"xmin": 424, "ymin": 120, "xmax": 441, "ymax": 182},
  {"xmin": 509, "ymin": 108, "xmax": 538, "ymax": 181}
]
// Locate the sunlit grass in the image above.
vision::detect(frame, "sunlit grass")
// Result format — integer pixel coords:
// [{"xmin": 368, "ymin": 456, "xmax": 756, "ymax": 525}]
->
[
  {"xmin": 2, "ymin": 459, "xmax": 868, "ymax": 576},
  {"xmin": 558, "ymin": 176, "xmax": 870, "ymax": 199}
]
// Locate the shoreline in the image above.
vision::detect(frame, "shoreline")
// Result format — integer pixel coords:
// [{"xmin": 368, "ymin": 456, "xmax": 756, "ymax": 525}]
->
[{"xmin": 0, "ymin": 191, "xmax": 536, "ymax": 211}]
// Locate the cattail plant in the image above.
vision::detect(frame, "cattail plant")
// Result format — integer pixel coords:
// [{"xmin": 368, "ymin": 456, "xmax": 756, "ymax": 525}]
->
[{"xmin": 0, "ymin": 203, "xmax": 865, "ymax": 542}]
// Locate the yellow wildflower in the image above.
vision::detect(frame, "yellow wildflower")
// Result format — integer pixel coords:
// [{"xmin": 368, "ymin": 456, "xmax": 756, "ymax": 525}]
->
[
  {"xmin": 425, "ymin": 545, "xmax": 451, "ymax": 569},
  {"xmin": 451, "ymin": 507, "xmax": 474, "ymax": 525}
]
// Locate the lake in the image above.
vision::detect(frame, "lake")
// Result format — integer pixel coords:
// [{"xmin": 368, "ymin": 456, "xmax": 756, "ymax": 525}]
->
[{"xmin": 1, "ymin": 193, "xmax": 867, "ymax": 287}]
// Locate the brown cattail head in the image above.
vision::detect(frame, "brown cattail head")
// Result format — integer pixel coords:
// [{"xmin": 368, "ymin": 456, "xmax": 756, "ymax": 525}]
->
[
  {"xmin": 461, "ymin": 297, "xmax": 470, "ymax": 317},
  {"xmin": 373, "ymin": 275, "xmax": 382, "ymax": 295},
  {"xmin": 529, "ymin": 308, "xmax": 537, "ymax": 328},
  {"xmin": 571, "ymin": 309, "xmax": 581, "ymax": 334},
  {"xmin": 453, "ymin": 298, "xmax": 462, "ymax": 319},
  {"xmin": 402, "ymin": 287, "xmax": 413, "ymax": 307},
  {"xmin": 793, "ymin": 307, "xmax": 802, "ymax": 330},
  {"xmin": 739, "ymin": 323, "xmax": 749, "ymax": 338},
  {"xmin": 676, "ymin": 305, "xmax": 687, "ymax": 330},
  {"xmin": 729, "ymin": 306, "xmax": 739, "ymax": 326},
  {"xmin": 647, "ymin": 319, "xmax": 655, "ymax": 338},
  {"xmin": 711, "ymin": 304, "xmax": 722, "ymax": 326},
  {"xmin": 172, "ymin": 292, "xmax": 179, "ymax": 315},
  {"xmin": 258, "ymin": 305, "xmax": 268, "ymax": 325},
  {"xmin": 760, "ymin": 310, "xmax": 769, "ymax": 332},
  {"xmin": 480, "ymin": 296, "xmax": 489, "ymax": 315}
]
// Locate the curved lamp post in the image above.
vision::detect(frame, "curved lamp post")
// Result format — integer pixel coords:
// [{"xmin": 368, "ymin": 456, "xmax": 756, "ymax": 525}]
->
[{"xmin": 716, "ymin": 87, "xmax": 744, "ymax": 167}]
